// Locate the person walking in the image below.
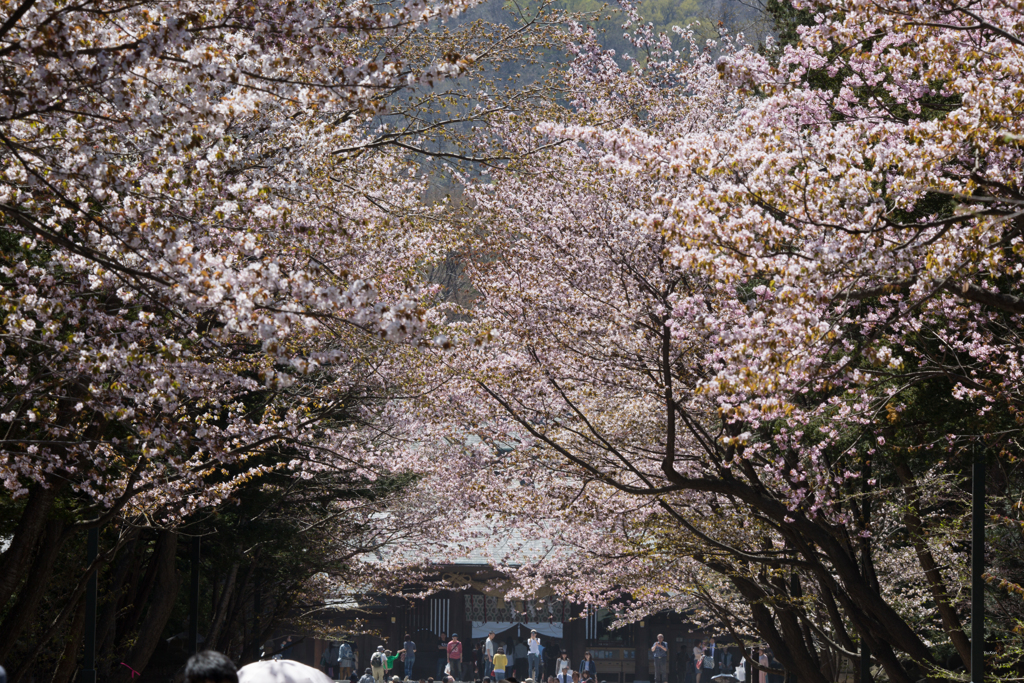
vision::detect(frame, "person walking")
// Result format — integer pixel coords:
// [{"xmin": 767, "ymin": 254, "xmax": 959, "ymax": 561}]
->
[
  {"xmin": 447, "ymin": 633, "xmax": 464, "ymax": 681},
  {"xmin": 578, "ymin": 653, "xmax": 596, "ymax": 682},
  {"xmin": 386, "ymin": 650, "xmax": 404, "ymax": 679},
  {"xmin": 528, "ymin": 631, "xmax": 542, "ymax": 681},
  {"xmin": 699, "ymin": 648, "xmax": 714, "ymax": 683},
  {"xmin": 758, "ymin": 649, "xmax": 768, "ymax": 683},
  {"xmin": 692, "ymin": 642, "xmax": 704, "ymax": 683},
  {"xmin": 555, "ymin": 653, "xmax": 571, "ymax": 681},
  {"xmin": 651, "ymin": 634, "xmax": 668, "ymax": 683},
  {"xmin": 543, "ymin": 646, "xmax": 558, "ymax": 679},
  {"xmin": 404, "ymin": 635, "xmax": 418, "ymax": 680},
  {"xmin": 339, "ymin": 643, "xmax": 355, "ymax": 681},
  {"xmin": 708, "ymin": 639, "xmax": 718, "ymax": 676},
  {"xmin": 360, "ymin": 669, "xmax": 376, "ymax": 683},
  {"xmin": 437, "ymin": 634, "xmax": 449, "ymax": 680},
  {"xmin": 481, "ymin": 634, "xmax": 493, "ymax": 679},
  {"xmin": 372, "ymin": 647, "xmax": 388, "ymax": 683},
  {"xmin": 323, "ymin": 643, "xmax": 338, "ymax": 679},
  {"xmin": 504, "ymin": 640, "xmax": 515, "ymax": 678},
  {"xmin": 493, "ymin": 647, "xmax": 509, "ymax": 680}
]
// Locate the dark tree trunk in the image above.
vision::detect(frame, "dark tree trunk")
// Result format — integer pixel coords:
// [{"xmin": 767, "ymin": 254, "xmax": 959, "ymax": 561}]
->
[
  {"xmin": 0, "ymin": 516, "xmax": 66, "ymax": 661},
  {"xmin": 97, "ymin": 526, "xmax": 143, "ymax": 678},
  {"xmin": 117, "ymin": 531, "xmax": 165, "ymax": 644},
  {"xmin": 724, "ymin": 571, "xmax": 830, "ymax": 683},
  {"xmin": 115, "ymin": 530, "xmax": 179, "ymax": 683},
  {"xmin": 51, "ymin": 595, "xmax": 87, "ymax": 683},
  {"xmin": 207, "ymin": 560, "xmax": 239, "ymax": 650},
  {"xmin": 0, "ymin": 482, "xmax": 60, "ymax": 613},
  {"xmin": 895, "ymin": 463, "xmax": 972, "ymax": 671}
]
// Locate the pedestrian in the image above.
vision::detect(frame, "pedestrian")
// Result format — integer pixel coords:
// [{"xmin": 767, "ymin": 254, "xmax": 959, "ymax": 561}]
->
[
  {"xmin": 339, "ymin": 642, "xmax": 356, "ymax": 681},
  {"xmin": 555, "ymin": 654, "xmax": 571, "ymax": 680},
  {"xmin": 700, "ymin": 648, "xmax": 714, "ymax": 683},
  {"xmin": 578, "ymin": 652, "xmax": 595, "ymax": 682},
  {"xmin": 692, "ymin": 642, "xmax": 704, "ymax": 683},
  {"xmin": 493, "ymin": 646, "xmax": 509, "ymax": 680},
  {"xmin": 447, "ymin": 633, "xmax": 464, "ymax": 681},
  {"xmin": 372, "ymin": 646, "xmax": 388, "ymax": 683},
  {"xmin": 337, "ymin": 643, "xmax": 352, "ymax": 680},
  {"xmin": 557, "ymin": 667, "xmax": 571, "ymax": 683},
  {"xmin": 484, "ymin": 632, "xmax": 496, "ymax": 678},
  {"xmin": 438, "ymin": 633, "xmax": 450, "ymax": 679},
  {"xmin": 471, "ymin": 643, "xmax": 483, "ymax": 680},
  {"xmin": 651, "ymin": 634, "xmax": 668, "ymax": 683},
  {"xmin": 323, "ymin": 642, "xmax": 339, "ymax": 679},
  {"xmin": 758, "ymin": 649, "xmax": 768, "ymax": 683},
  {"xmin": 404, "ymin": 634, "xmax": 418, "ymax": 680},
  {"xmin": 505, "ymin": 640, "xmax": 515, "ymax": 677},
  {"xmin": 387, "ymin": 651, "xmax": 405, "ymax": 678},
  {"xmin": 515, "ymin": 640, "xmax": 528, "ymax": 671},
  {"xmin": 186, "ymin": 651, "xmax": 238, "ymax": 683},
  {"xmin": 527, "ymin": 631, "xmax": 541, "ymax": 681}
]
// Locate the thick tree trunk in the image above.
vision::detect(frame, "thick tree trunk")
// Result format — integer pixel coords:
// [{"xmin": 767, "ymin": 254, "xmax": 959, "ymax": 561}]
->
[
  {"xmin": 0, "ymin": 482, "xmax": 60, "ymax": 612},
  {"xmin": 118, "ymin": 531, "xmax": 166, "ymax": 644},
  {"xmin": 207, "ymin": 560, "xmax": 239, "ymax": 650},
  {"xmin": 51, "ymin": 595, "xmax": 87, "ymax": 683},
  {"xmin": 97, "ymin": 526, "xmax": 143, "ymax": 676},
  {"xmin": 115, "ymin": 530, "xmax": 179, "ymax": 683},
  {"xmin": 895, "ymin": 463, "xmax": 972, "ymax": 671},
  {"xmin": 0, "ymin": 516, "xmax": 66, "ymax": 661},
  {"xmin": 724, "ymin": 571, "xmax": 830, "ymax": 683}
]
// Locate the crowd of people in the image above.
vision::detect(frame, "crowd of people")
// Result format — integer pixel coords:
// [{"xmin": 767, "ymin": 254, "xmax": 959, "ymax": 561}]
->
[{"xmin": 180, "ymin": 631, "xmax": 777, "ymax": 683}]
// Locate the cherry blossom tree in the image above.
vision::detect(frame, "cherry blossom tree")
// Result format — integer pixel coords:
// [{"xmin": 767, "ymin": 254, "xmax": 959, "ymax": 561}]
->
[
  {"xmin": 0, "ymin": 0, "xmax": 573, "ymax": 675},
  {"xmin": 414, "ymin": 3, "xmax": 1024, "ymax": 681}
]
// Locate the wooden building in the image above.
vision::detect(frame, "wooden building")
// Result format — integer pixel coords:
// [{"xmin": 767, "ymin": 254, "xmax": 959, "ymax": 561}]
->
[{"xmin": 302, "ymin": 561, "xmax": 727, "ymax": 683}]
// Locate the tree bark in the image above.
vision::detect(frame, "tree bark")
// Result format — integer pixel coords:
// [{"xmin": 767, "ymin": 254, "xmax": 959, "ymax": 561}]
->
[
  {"xmin": 207, "ymin": 560, "xmax": 239, "ymax": 650},
  {"xmin": 97, "ymin": 528, "xmax": 143, "ymax": 655},
  {"xmin": 0, "ymin": 482, "xmax": 60, "ymax": 612},
  {"xmin": 0, "ymin": 516, "xmax": 66, "ymax": 661},
  {"xmin": 895, "ymin": 463, "xmax": 972, "ymax": 671},
  {"xmin": 115, "ymin": 530, "xmax": 180, "ymax": 683},
  {"xmin": 117, "ymin": 531, "xmax": 165, "ymax": 644},
  {"xmin": 51, "ymin": 594, "xmax": 87, "ymax": 683},
  {"xmin": 723, "ymin": 570, "xmax": 831, "ymax": 683}
]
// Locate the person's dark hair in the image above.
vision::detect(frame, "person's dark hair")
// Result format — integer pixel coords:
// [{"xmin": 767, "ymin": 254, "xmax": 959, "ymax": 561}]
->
[
  {"xmin": 185, "ymin": 650, "xmax": 238, "ymax": 683},
  {"xmin": 406, "ymin": 634, "xmax": 412, "ymax": 640}
]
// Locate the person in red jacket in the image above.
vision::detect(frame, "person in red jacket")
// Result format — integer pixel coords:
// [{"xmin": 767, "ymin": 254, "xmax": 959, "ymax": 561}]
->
[{"xmin": 446, "ymin": 634, "xmax": 464, "ymax": 681}]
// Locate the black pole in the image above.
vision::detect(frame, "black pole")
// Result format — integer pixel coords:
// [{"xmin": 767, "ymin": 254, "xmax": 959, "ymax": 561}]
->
[
  {"xmin": 860, "ymin": 459, "xmax": 872, "ymax": 683},
  {"xmin": 81, "ymin": 527, "xmax": 99, "ymax": 683},
  {"xmin": 189, "ymin": 536, "xmax": 201, "ymax": 655},
  {"xmin": 971, "ymin": 457, "xmax": 985, "ymax": 683}
]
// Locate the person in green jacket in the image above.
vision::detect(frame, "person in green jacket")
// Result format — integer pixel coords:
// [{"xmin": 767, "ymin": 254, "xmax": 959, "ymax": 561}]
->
[{"xmin": 387, "ymin": 651, "xmax": 405, "ymax": 674}]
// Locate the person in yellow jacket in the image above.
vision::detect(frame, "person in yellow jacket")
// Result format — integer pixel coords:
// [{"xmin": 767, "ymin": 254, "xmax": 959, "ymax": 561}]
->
[{"xmin": 492, "ymin": 647, "xmax": 509, "ymax": 680}]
